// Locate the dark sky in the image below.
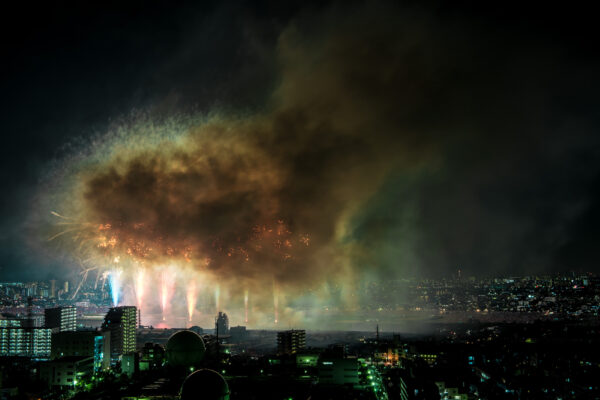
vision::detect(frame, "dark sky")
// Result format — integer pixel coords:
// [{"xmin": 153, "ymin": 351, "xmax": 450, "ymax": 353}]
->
[{"xmin": 1, "ymin": 1, "xmax": 599, "ymax": 281}]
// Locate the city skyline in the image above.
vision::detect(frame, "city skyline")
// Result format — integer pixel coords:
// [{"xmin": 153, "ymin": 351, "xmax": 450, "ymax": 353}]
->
[
  {"xmin": 1, "ymin": 272, "xmax": 599, "ymax": 398},
  {"xmin": 2, "ymin": 272, "xmax": 598, "ymax": 332}
]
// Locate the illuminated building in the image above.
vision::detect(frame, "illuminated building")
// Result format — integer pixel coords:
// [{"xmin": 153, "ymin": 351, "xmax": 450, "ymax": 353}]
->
[
  {"xmin": 101, "ymin": 306, "xmax": 137, "ymax": 363},
  {"xmin": 122, "ymin": 352, "xmax": 139, "ymax": 377},
  {"xmin": 215, "ymin": 312, "xmax": 229, "ymax": 336},
  {"xmin": 0, "ymin": 325, "xmax": 51, "ymax": 357},
  {"xmin": 25, "ymin": 282, "xmax": 38, "ymax": 297},
  {"xmin": 296, "ymin": 353, "xmax": 319, "ymax": 367},
  {"xmin": 140, "ymin": 342, "xmax": 165, "ymax": 370},
  {"xmin": 417, "ymin": 353, "xmax": 438, "ymax": 365},
  {"xmin": 277, "ymin": 329, "xmax": 306, "ymax": 355},
  {"xmin": 0, "ymin": 319, "xmax": 21, "ymax": 327},
  {"xmin": 93, "ymin": 332, "xmax": 109, "ymax": 370},
  {"xmin": 40, "ymin": 356, "xmax": 94, "ymax": 387},
  {"xmin": 45, "ymin": 306, "xmax": 77, "ymax": 332},
  {"xmin": 436, "ymin": 382, "xmax": 469, "ymax": 400},
  {"xmin": 374, "ymin": 347, "xmax": 400, "ymax": 365},
  {"xmin": 50, "ymin": 330, "xmax": 110, "ymax": 371}
]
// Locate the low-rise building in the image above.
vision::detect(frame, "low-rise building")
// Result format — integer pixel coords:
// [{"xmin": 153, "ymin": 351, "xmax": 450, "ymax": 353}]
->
[
  {"xmin": 40, "ymin": 356, "xmax": 94, "ymax": 387},
  {"xmin": 318, "ymin": 357, "xmax": 359, "ymax": 385},
  {"xmin": 50, "ymin": 330, "xmax": 110, "ymax": 371}
]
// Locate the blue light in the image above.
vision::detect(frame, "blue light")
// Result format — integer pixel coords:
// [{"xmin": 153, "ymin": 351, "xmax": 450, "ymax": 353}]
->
[{"xmin": 108, "ymin": 270, "xmax": 122, "ymax": 306}]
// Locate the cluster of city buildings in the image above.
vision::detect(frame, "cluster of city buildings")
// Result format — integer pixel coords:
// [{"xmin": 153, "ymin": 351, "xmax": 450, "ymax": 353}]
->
[
  {"xmin": 1, "ymin": 274, "xmax": 599, "ymax": 399},
  {"xmin": 0, "ymin": 301, "xmax": 392, "ymax": 399},
  {"xmin": 3, "ymin": 273, "xmax": 599, "ymax": 326},
  {"xmin": 0, "ymin": 302, "xmax": 598, "ymax": 399},
  {"xmin": 1, "ymin": 304, "xmax": 138, "ymax": 392},
  {"xmin": 359, "ymin": 273, "xmax": 600, "ymax": 317}
]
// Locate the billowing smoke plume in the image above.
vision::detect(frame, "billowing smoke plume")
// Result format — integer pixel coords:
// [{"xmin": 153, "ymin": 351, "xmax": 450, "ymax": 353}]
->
[
  {"xmin": 44, "ymin": 10, "xmax": 431, "ymax": 280},
  {"xmin": 31, "ymin": 2, "xmax": 598, "ymax": 328}
]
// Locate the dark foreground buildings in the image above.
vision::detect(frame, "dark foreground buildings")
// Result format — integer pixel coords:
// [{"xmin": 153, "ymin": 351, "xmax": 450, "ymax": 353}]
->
[{"xmin": 2, "ymin": 300, "xmax": 600, "ymax": 399}]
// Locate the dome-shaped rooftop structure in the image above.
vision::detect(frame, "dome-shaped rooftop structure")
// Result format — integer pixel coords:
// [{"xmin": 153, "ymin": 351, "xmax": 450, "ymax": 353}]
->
[
  {"xmin": 166, "ymin": 330, "xmax": 206, "ymax": 367},
  {"xmin": 181, "ymin": 369, "xmax": 230, "ymax": 400}
]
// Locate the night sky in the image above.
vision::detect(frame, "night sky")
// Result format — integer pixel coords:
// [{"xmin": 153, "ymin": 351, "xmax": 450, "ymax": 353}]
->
[{"xmin": 1, "ymin": 1, "xmax": 599, "ymax": 283}]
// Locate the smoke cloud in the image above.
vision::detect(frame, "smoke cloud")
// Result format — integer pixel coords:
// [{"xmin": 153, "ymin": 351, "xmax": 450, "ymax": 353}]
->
[
  {"xmin": 43, "ymin": 4, "xmax": 440, "ymax": 288},
  {"xmin": 28, "ymin": 2, "xmax": 600, "ymax": 327}
]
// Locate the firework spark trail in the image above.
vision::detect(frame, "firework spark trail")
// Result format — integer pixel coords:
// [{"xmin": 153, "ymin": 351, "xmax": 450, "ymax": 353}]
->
[
  {"xmin": 160, "ymin": 270, "xmax": 175, "ymax": 321},
  {"xmin": 94, "ymin": 270, "xmax": 101, "ymax": 290},
  {"xmin": 186, "ymin": 280, "xmax": 197, "ymax": 322},
  {"xmin": 244, "ymin": 289, "xmax": 249, "ymax": 323},
  {"xmin": 100, "ymin": 271, "xmax": 108, "ymax": 294},
  {"xmin": 108, "ymin": 269, "xmax": 122, "ymax": 306},
  {"xmin": 47, "ymin": 227, "xmax": 84, "ymax": 241},
  {"xmin": 161, "ymin": 278, "xmax": 167, "ymax": 320},
  {"xmin": 50, "ymin": 211, "xmax": 73, "ymax": 220},
  {"xmin": 71, "ymin": 269, "xmax": 88, "ymax": 300},
  {"xmin": 273, "ymin": 283, "xmax": 279, "ymax": 325}
]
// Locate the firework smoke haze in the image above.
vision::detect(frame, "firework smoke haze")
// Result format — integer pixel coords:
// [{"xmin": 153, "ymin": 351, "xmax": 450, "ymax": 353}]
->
[
  {"xmin": 26, "ymin": 1, "xmax": 599, "ymax": 329},
  {"xmin": 42, "ymin": 6, "xmax": 427, "ymax": 298}
]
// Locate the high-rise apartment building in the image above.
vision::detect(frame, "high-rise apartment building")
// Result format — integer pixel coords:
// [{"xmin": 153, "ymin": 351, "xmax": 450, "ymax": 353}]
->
[
  {"xmin": 0, "ymin": 321, "xmax": 51, "ymax": 357},
  {"xmin": 45, "ymin": 306, "xmax": 77, "ymax": 332},
  {"xmin": 101, "ymin": 306, "xmax": 137, "ymax": 363}
]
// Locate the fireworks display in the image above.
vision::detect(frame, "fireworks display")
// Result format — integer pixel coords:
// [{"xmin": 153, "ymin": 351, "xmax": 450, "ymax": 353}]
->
[
  {"xmin": 0, "ymin": 0, "xmax": 592, "ymax": 337},
  {"xmin": 33, "ymin": 4, "xmax": 444, "ymax": 329}
]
